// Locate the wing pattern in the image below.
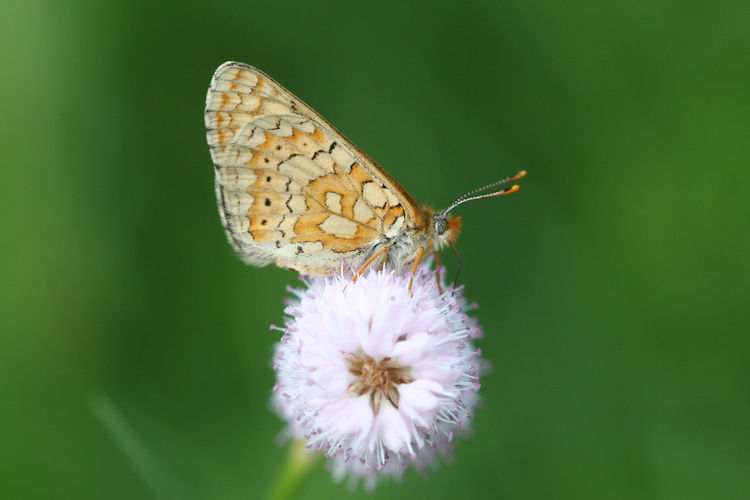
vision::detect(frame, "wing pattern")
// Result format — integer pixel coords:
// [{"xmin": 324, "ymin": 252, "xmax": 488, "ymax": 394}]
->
[{"xmin": 205, "ymin": 62, "xmax": 424, "ymax": 273}]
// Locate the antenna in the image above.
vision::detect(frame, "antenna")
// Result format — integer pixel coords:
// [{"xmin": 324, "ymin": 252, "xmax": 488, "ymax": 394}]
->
[{"xmin": 440, "ymin": 170, "xmax": 526, "ymax": 216}]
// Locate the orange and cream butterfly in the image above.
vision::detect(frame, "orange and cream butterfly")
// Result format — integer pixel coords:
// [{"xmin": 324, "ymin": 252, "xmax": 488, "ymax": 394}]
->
[{"xmin": 205, "ymin": 61, "xmax": 525, "ymax": 277}]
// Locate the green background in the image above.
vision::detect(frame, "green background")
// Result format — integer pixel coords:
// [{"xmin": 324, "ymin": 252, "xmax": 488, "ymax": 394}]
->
[{"xmin": 2, "ymin": 1, "xmax": 748, "ymax": 498}]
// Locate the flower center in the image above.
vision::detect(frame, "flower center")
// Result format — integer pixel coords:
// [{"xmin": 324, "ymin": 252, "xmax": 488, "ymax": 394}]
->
[{"xmin": 346, "ymin": 354, "xmax": 414, "ymax": 411}]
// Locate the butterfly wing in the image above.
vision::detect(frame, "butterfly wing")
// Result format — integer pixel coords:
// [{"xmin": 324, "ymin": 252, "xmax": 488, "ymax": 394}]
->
[{"xmin": 205, "ymin": 61, "xmax": 426, "ymax": 274}]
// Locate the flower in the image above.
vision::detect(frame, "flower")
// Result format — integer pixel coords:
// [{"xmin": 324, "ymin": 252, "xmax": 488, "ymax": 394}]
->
[{"xmin": 271, "ymin": 263, "xmax": 483, "ymax": 489}]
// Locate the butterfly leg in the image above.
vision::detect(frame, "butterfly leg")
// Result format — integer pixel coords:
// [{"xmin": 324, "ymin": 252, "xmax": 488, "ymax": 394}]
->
[
  {"xmin": 380, "ymin": 245, "xmax": 389, "ymax": 270},
  {"xmin": 408, "ymin": 239, "xmax": 433, "ymax": 293},
  {"xmin": 350, "ymin": 246, "xmax": 389, "ymax": 285}
]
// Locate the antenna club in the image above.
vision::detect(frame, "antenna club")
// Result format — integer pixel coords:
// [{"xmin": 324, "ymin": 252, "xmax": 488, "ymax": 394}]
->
[
  {"xmin": 501, "ymin": 184, "xmax": 521, "ymax": 196},
  {"xmin": 440, "ymin": 170, "xmax": 526, "ymax": 215}
]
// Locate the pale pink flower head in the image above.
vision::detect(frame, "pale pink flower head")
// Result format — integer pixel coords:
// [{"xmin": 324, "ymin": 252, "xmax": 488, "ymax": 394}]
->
[{"xmin": 271, "ymin": 263, "xmax": 483, "ymax": 488}]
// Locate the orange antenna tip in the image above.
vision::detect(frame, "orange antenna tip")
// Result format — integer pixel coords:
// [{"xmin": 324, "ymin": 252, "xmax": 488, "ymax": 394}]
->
[
  {"xmin": 490, "ymin": 184, "xmax": 520, "ymax": 197},
  {"xmin": 504, "ymin": 184, "xmax": 521, "ymax": 195},
  {"xmin": 441, "ymin": 170, "xmax": 527, "ymax": 214}
]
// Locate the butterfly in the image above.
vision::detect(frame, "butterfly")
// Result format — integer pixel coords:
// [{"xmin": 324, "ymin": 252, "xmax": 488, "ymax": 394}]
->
[{"xmin": 205, "ymin": 61, "xmax": 524, "ymax": 277}]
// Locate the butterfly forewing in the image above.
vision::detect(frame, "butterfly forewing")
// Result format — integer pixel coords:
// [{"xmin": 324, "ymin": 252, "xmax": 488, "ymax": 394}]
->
[{"xmin": 205, "ymin": 62, "xmax": 425, "ymax": 274}]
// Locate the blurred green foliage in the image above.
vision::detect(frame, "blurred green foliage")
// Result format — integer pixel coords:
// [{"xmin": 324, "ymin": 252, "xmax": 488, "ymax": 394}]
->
[{"xmin": 1, "ymin": 1, "xmax": 748, "ymax": 498}]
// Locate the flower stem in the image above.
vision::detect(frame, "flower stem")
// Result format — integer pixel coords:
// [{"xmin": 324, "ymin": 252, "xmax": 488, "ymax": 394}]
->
[{"xmin": 265, "ymin": 439, "xmax": 320, "ymax": 500}]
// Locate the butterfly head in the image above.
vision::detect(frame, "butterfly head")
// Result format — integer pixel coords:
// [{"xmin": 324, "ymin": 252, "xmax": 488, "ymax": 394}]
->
[{"xmin": 432, "ymin": 213, "xmax": 462, "ymax": 250}]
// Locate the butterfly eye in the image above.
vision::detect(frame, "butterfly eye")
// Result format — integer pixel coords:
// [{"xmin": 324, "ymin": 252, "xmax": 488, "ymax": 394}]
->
[{"xmin": 433, "ymin": 216, "xmax": 448, "ymax": 235}]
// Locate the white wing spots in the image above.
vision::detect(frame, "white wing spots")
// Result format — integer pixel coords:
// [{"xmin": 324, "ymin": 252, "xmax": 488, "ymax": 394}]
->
[
  {"xmin": 254, "ymin": 116, "xmax": 283, "ymax": 132},
  {"xmin": 362, "ymin": 181, "xmax": 387, "ymax": 208},
  {"xmin": 386, "ymin": 215, "xmax": 405, "ymax": 236},
  {"xmin": 305, "ymin": 241, "xmax": 325, "ymax": 253},
  {"xmin": 205, "ymin": 91, "xmax": 233, "ymax": 111},
  {"xmin": 206, "ymin": 129, "xmax": 222, "ymax": 149},
  {"xmin": 325, "ymin": 192, "xmax": 343, "ymax": 214},
  {"xmin": 309, "ymin": 151, "xmax": 336, "ymax": 173},
  {"xmin": 277, "ymin": 241, "xmax": 326, "ymax": 263},
  {"xmin": 204, "ymin": 109, "xmax": 229, "ymax": 129},
  {"xmin": 353, "ymin": 198, "xmax": 375, "ymax": 224},
  {"xmin": 234, "ymin": 95, "xmax": 261, "ymax": 113},
  {"xmin": 216, "ymin": 166, "xmax": 258, "ymax": 192},
  {"xmin": 279, "ymin": 215, "xmax": 296, "ymax": 235},
  {"xmin": 253, "ymin": 77, "xmax": 281, "ymax": 100},
  {"xmin": 218, "ymin": 91, "xmax": 241, "ymax": 109},
  {"xmin": 319, "ymin": 215, "xmax": 358, "ymax": 239},
  {"xmin": 228, "ymin": 112, "xmax": 258, "ymax": 131},
  {"xmin": 287, "ymin": 116, "xmax": 316, "ymax": 134},
  {"xmin": 278, "ymin": 155, "xmax": 326, "ymax": 185},
  {"xmin": 241, "ymin": 126, "xmax": 267, "ymax": 148},
  {"xmin": 205, "ymin": 105, "xmax": 256, "ymax": 131},
  {"xmin": 206, "ymin": 91, "xmax": 262, "ymax": 115},
  {"xmin": 290, "ymin": 154, "xmax": 327, "ymax": 176},
  {"xmin": 220, "ymin": 190, "xmax": 255, "ymax": 233},
  {"xmin": 287, "ymin": 195, "xmax": 308, "ymax": 213},
  {"xmin": 218, "ymin": 67, "xmax": 258, "ymax": 88},
  {"xmin": 211, "ymin": 78, "xmax": 250, "ymax": 93},
  {"xmin": 236, "ymin": 192, "xmax": 255, "ymax": 217},
  {"xmin": 294, "ymin": 241, "xmax": 324, "ymax": 255},
  {"xmin": 273, "ymin": 120, "xmax": 295, "ymax": 137},
  {"xmin": 263, "ymin": 99, "xmax": 291, "ymax": 115},
  {"xmin": 224, "ymin": 146, "xmax": 253, "ymax": 167},
  {"xmin": 384, "ymin": 188, "xmax": 400, "ymax": 207},
  {"xmin": 330, "ymin": 144, "xmax": 356, "ymax": 172}
]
